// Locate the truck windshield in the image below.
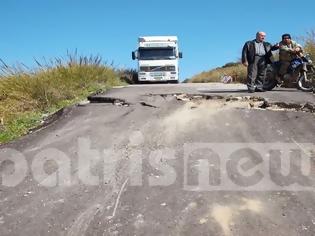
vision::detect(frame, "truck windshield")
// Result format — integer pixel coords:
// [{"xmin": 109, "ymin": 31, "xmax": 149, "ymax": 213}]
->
[{"xmin": 138, "ymin": 47, "xmax": 176, "ymax": 60}]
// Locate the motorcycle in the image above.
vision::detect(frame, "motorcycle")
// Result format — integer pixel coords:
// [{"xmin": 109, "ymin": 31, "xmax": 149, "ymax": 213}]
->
[{"xmin": 263, "ymin": 53, "xmax": 314, "ymax": 92}]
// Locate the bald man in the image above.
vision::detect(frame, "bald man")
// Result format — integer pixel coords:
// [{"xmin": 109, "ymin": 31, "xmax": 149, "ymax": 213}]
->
[{"xmin": 242, "ymin": 32, "xmax": 276, "ymax": 92}]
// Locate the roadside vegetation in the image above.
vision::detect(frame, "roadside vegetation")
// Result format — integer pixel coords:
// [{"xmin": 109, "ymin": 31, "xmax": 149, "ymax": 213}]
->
[
  {"xmin": 118, "ymin": 68, "xmax": 138, "ymax": 84},
  {"xmin": 189, "ymin": 62, "xmax": 247, "ymax": 83},
  {"xmin": 0, "ymin": 53, "xmax": 128, "ymax": 143},
  {"xmin": 189, "ymin": 31, "xmax": 315, "ymax": 83},
  {"xmin": 303, "ymin": 30, "xmax": 315, "ymax": 62}
]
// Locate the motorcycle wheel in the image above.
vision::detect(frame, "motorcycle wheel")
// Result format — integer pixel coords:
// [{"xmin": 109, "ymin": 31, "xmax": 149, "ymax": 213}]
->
[
  {"xmin": 297, "ymin": 70, "xmax": 314, "ymax": 92},
  {"xmin": 263, "ymin": 66, "xmax": 277, "ymax": 91}
]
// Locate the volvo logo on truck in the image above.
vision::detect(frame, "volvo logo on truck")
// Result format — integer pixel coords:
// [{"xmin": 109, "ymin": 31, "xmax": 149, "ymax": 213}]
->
[{"xmin": 132, "ymin": 36, "xmax": 183, "ymax": 83}]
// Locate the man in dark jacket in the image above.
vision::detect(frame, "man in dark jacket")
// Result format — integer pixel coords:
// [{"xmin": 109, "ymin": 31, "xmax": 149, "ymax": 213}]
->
[{"xmin": 242, "ymin": 32, "xmax": 275, "ymax": 92}]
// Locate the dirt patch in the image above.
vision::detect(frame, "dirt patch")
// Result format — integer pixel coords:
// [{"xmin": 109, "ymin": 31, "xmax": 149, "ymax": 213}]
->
[{"xmin": 154, "ymin": 93, "xmax": 315, "ymax": 143}]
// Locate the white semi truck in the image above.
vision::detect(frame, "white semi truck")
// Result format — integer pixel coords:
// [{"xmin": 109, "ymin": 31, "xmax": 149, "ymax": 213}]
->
[{"xmin": 132, "ymin": 36, "xmax": 182, "ymax": 83}]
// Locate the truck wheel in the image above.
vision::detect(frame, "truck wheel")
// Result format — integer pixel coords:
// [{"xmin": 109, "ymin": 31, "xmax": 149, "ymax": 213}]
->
[{"xmin": 168, "ymin": 80, "xmax": 179, "ymax": 84}]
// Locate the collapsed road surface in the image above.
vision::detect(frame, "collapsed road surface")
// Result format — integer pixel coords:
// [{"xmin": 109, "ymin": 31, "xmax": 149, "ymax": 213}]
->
[{"xmin": 1, "ymin": 83, "xmax": 315, "ymax": 236}]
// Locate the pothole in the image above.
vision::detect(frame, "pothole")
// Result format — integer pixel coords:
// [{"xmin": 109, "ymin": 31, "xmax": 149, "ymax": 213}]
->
[{"xmin": 87, "ymin": 96, "xmax": 130, "ymax": 107}]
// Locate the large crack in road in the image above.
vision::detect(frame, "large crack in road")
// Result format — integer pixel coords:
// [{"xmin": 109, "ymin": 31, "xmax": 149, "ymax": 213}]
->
[
  {"xmin": 88, "ymin": 93, "xmax": 315, "ymax": 114},
  {"xmin": 174, "ymin": 94, "xmax": 315, "ymax": 113}
]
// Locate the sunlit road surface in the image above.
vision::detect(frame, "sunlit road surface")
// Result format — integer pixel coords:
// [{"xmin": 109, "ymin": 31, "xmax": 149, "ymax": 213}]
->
[{"xmin": 1, "ymin": 83, "xmax": 315, "ymax": 236}]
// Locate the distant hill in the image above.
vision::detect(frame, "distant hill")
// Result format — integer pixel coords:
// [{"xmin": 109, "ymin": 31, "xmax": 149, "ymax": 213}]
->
[{"xmin": 188, "ymin": 61, "xmax": 247, "ymax": 83}]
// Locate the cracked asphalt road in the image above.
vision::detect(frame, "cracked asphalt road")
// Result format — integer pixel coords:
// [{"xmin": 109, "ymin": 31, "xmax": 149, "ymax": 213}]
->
[{"xmin": 1, "ymin": 83, "xmax": 315, "ymax": 236}]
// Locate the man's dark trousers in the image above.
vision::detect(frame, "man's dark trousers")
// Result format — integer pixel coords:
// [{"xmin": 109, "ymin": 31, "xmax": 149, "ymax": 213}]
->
[{"xmin": 247, "ymin": 56, "xmax": 266, "ymax": 91}]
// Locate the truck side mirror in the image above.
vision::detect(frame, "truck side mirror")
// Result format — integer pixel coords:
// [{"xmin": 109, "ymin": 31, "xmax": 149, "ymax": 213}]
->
[
  {"xmin": 179, "ymin": 52, "xmax": 183, "ymax": 58},
  {"xmin": 132, "ymin": 51, "xmax": 136, "ymax": 60}
]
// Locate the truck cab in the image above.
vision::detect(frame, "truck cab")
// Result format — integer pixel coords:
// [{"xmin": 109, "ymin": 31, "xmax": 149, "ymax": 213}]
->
[{"xmin": 132, "ymin": 36, "xmax": 182, "ymax": 83}]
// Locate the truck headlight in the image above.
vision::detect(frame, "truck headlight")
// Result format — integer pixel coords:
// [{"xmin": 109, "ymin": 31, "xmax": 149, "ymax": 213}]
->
[
  {"xmin": 167, "ymin": 66, "xmax": 176, "ymax": 71},
  {"xmin": 140, "ymin": 66, "xmax": 149, "ymax": 72}
]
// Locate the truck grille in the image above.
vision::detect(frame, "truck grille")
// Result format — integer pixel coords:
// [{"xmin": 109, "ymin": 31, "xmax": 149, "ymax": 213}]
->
[{"xmin": 140, "ymin": 66, "xmax": 176, "ymax": 72}]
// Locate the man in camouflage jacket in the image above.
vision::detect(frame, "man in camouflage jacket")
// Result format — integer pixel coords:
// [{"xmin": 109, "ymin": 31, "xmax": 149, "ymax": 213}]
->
[{"xmin": 277, "ymin": 33, "xmax": 303, "ymax": 77}]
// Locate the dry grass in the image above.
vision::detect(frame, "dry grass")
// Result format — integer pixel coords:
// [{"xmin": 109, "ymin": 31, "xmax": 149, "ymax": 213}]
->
[
  {"xmin": 117, "ymin": 68, "xmax": 138, "ymax": 84},
  {"xmin": 0, "ymin": 53, "xmax": 126, "ymax": 143},
  {"xmin": 303, "ymin": 30, "xmax": 315, "ymax": 61},
  {"xmin": 189, "ymin": 63, "xmax": 247, "ymax": 83}
]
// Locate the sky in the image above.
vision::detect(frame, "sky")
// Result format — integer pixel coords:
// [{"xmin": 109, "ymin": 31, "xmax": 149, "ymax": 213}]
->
[{"xmin": 1, "ymin": 0, "xmax": 315, "ymax": 80}]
